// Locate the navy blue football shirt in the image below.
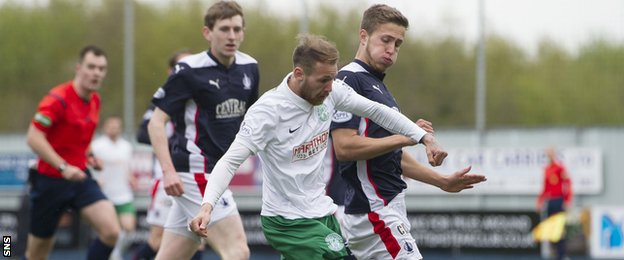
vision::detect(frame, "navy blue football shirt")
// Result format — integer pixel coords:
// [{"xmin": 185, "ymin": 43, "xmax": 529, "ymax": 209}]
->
[
  {"xmin": 152, "ymin": 50, "xmax": 259, "ymax": 173},
  {"xmin": 330, "ymin": 59, "xmax": 407, "ymax": 214}
]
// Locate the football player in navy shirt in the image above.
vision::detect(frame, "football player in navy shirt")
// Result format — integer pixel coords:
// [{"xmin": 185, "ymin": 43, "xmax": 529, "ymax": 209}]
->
[
  {"xmin": 330, "ymin": 4, "xmax": 487, "ymax": 259},
  {"xmin": 148, "ymin": 1, "xmax": 258, "ymax": 259}
]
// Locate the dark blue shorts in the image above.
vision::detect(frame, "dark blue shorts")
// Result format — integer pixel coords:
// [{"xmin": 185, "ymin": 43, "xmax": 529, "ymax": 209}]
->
[{"xmin": 28, "ymin": 168, "xmax": 107, "ymax": 238}]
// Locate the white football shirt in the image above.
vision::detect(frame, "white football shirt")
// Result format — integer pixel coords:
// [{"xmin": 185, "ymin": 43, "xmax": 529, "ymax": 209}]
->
[
  {"xmin": 91, "ymin": 135, "xmax": 134, "ymax": 205},
  {"xmin": 203, "ymin": 73, "xmax": 427, "ymax": 219}
]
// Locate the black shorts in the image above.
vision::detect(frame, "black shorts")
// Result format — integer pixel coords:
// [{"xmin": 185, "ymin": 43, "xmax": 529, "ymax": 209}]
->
[{"xmin": 28, "ymin": 168, "xmax": 107, "ymax": 238}]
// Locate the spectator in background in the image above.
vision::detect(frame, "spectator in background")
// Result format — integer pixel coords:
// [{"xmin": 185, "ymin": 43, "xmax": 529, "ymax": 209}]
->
[
  {"xmin": 25, "ymin": 45, "xmax": 119, "ymax": 260},
  {"xmin": 133, "ymin": 49, "xmax": 201, "ymax": 260},
  {"xmin": 91, "ymin": 116, "xmax": 136, "ymax": 260},
  {"xmin": 536, "ymin": 146, "xmax": 573, "ymax": 260}
]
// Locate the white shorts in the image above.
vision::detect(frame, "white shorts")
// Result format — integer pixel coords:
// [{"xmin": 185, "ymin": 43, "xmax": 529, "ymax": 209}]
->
[
  {"xmin": 146, "ymin": 178, "xmax": 172, "ymax": 227},
  {"xmin": 163, "ymin": 172, "xmax": 239, "ymax": 243},
  {"xmin": 343, "ymin": 193, "xmax": 422, "ymax": 260}
]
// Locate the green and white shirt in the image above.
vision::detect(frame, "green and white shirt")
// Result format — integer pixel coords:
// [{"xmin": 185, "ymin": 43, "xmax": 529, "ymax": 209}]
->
[{"xmin": 203, "ymin": 73, "xmax": 427, "ymax": 219}]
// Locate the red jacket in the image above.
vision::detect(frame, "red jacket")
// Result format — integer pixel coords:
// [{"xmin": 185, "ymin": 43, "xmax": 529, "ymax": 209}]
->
[{"xmin": 537, "ymin": 161, "xmax": 572, "ymax": 207}]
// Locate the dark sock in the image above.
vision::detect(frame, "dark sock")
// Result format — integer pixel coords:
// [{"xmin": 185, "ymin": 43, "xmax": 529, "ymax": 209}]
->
[
  {"xmin": 133, "ymin": 242, "xmax": 157, "ymax": 260},
  {"xmin": 190, "ymin": 250, "xmax": 203, "ymax": 260},
  {"xmin": 86, "ymin": 238, "xmax": 114, "ymax": 260}
]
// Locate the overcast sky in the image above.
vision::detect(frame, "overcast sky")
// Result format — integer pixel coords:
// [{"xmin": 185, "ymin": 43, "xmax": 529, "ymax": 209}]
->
[
  {"xmin": 4, "ymin": 0, "xmax": 623, "ymax": 54},
  {"xmin": 236, "ymin": 0, "xmax": 624, "ymax": 54}
]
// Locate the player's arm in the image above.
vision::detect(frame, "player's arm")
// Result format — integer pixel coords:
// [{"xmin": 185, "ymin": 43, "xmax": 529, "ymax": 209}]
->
[
  {"xmin": 191, "ymin": 140, "xmax": 253, "ymax": 237},
  {"xmin": 332, "ymin": 128, "xmax": 414, "ymax": 161},
  {"xmin": 148, "ymin": 107, "xmax": 183, "ymax": 196},
  {"xmin": 401, "ymin": 152, "xmax": 486, "ymax": 192},
  {"xmin": 334, "ymin": 81, "xmax": 447, "ymax": 166},
  {"xmin": 332, "ymin": 118, "xmax": 434, "ymax": 161},
  {"xmin": 26, "ymin": 124, "xmax": 86, "ymax": 181}
]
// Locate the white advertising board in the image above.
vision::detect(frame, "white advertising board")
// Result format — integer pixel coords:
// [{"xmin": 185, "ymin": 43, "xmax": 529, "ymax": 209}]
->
[{"xmin": 404, "ymin": 147, "xmax": 602, "ymax": 194}]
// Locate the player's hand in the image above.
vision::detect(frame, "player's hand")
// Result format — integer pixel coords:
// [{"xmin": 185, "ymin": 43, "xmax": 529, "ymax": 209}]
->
[
  {"xmin": 62, "ymin": 165, "xmax": 87, "ymax": 182},
  {"xmin": 441, "ymin": 166, "xmax": 487, "ymax": 192},
  {"xmin": 421, "ymin": 134, "xmax": 447, "ymax": 166},
  {"xmin": 88, "ymin": 155, "xmax": 103, "ymax": 171},
  {"xmin": 415, "ymin": 119, "xmax": 434, "ymax": 134},
  {"xmin": 189, "ymin": 203, "xmax": 214, "ymax": 238},
  {"xmin": 163, "ymin": 170, "xmax": 184, "ymax": 196}
]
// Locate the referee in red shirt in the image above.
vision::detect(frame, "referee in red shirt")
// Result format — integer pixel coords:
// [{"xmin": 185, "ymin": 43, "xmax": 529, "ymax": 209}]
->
[{"xmin": 25, "ymin": 46, "xmax": 120, "ymax": 260}]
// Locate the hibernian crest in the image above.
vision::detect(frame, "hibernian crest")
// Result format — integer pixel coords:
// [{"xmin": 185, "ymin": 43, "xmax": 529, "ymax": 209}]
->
[
  {"xmin": 242, "ymin": 73, "xmax": 252, "ymax": 90},
  {"xmin": 315, "ymin": 104, "xmax": 329, "ymax": 122},
  {"xmin": 325, "ymin": 233, "xmax": 344, "ymax": 252}
]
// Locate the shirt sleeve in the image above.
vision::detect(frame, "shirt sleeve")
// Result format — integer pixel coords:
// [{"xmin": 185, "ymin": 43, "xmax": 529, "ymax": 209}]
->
[
  {"xmin": 32, "ymin": 94, "xmax": 65, "ymax": 133},
  {"xmin": 331, "ymin": 71, "xmax": 361, "ymax": 131},
  {"xmin": 151, "ymin": 66, "xmax": 193, "ymax": 117},
  {"xmin": 234, "ymin": 102, "xmax": 277, "ymax": 154},
  {"xmin": 332, "ymin": 79, "xmax": 427, "ymax": 143},
  {"xmin": 202, "ymin": 140, "xmax": 253, "ymax": 206}
]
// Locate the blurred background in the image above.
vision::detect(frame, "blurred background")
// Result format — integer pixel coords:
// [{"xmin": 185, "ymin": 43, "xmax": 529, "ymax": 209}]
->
[{"xmin": 0, "ymin": 0, "xmax": 622, "ymax": 259}]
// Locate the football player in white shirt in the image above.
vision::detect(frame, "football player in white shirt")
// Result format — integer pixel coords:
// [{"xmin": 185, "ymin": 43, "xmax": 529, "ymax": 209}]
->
[
  {"xmin": 91, "ymin": 116, "xmax": 136, "ymax": 260},
  {"xmin": 190, "ymin": 34, "xmax": 447, "ymax": 259}
]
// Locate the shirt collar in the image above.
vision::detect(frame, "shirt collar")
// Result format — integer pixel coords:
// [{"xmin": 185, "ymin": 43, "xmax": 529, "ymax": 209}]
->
[
  {"xmin": 206, "ymin": 49, "xmax": 236, "ymax": 69},
  {"xmin": 354, "ymin": 59, "xmax": 385, "ymax": 81}
]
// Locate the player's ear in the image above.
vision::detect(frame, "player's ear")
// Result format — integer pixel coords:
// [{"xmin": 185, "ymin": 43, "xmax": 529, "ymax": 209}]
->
[
  {"xmin": 359, "ymin": 29, "xmax": 368, "ymax": 46},
  {"xmin": 293, "ymin": 66, "xmax": 305, "ymax": 81},
  {"xmin": 202, "ymin": 26, "xmax": 212, "ymax": 42}
]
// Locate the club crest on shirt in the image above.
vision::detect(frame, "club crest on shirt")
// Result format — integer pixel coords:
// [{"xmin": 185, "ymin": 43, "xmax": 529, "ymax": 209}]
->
[
  {"xmin": 242, "ymin": 73, "xmax": 252, "ymax": 90},
  {"xmin": 292, "ymin": 130, "xmax": 328, "ymax": 162},
  {"xmin": 325, "ymin": 233, "xmax": 345, "ymax": 252},
  {"xmin": 315, "ymin": 104, "xmax": 329, "ymax": 122},
  {"xmin": 403, "ymin": 239, "xmax": 415, "ymax": 253}
]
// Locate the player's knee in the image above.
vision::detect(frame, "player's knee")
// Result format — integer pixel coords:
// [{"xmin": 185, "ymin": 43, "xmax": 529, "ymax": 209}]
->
[
  {"xmin": 221, "ymin": 244, "xmax": 249, "ymax": 260},
  {"xmin": 98, "ymin": 226, "xmax": 120, "ymax": 246}
]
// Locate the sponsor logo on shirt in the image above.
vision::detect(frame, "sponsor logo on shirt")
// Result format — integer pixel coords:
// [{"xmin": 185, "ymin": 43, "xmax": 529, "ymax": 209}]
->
[
  {"xmin": 216, "ymin": 99, "xmax": 247, "ymax": 119},
  {"xmin": 372, "ymin": 84, "xmax": 383, "ymax": 94},
  {"xmin": 239, "ymin": 122, "xmax": 252, "ymax": 137},
  {"xmin": 292, "ymin": 130, "xmax": 329, "ymax": 162},
  {"xmin": 397, "ymin": 223, "xmax": 408, "ymax": 235},
  {"xmin": 332, "ymin": 110, "xmax": 352, "ymax": 123},
  {"xmin": 209, "ymin": 79, "xmax": 220, "ymax": 89}
]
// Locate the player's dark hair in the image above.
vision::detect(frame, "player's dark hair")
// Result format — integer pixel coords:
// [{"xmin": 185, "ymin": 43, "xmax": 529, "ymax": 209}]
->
[
  {"xmin": 204, "ymin": 1, "xmax": 244, "ymax": 29},
  {"xmin": 361, "ymin": 4, "xmax": 409, "ymax": 34},
  {"xmin": 168, "ymin": 49, "xmax": 191, "ymax": 69},
  {"xmin": 79, "ymin": 45, "xmax": 107, "ymax": 63},
  {"xmin": 292, "ymin": 34, "xmax": 339, "ymax": 74}
]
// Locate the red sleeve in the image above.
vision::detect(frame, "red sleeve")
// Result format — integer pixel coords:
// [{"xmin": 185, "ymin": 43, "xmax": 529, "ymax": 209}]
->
[{"xmin": 32, "ymin": 94, "xmax": 64, "ymax": 133}]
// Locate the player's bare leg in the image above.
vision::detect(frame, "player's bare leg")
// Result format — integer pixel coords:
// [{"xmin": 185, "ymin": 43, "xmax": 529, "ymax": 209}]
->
[
  {"xmin": 155, "ymin": 231, "xmax": 200, "ymax": 260},
  {"xmin": 25, "ymin": 234, "xmax": 55, "ymax": 260},
  {"xmin": 80, "ymin": 200, "xmax": 120, "ymax": 246},
  {"xmin": 204, "ymin": 214, "xmax": 249, "ymax": 260}
]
